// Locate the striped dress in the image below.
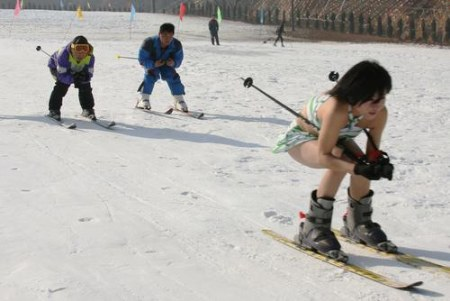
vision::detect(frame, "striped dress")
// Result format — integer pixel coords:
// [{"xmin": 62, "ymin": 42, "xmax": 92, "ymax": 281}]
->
[{"xmin": 273, "ymin": 95, "xmax": 363, "ymax": 153}]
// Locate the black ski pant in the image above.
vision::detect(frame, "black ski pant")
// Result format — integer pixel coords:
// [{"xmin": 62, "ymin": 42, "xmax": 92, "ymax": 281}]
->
[
  {"xmin": 49, "ymin": 81, "xmax": 95, "ymax": 112},
  {"xmin": 274, "ymin": 35, "xmax": 284, "ymax": 46},
  {"xmin": 210, "ymin": 33, "xmax": 220, "ymax": 45}
]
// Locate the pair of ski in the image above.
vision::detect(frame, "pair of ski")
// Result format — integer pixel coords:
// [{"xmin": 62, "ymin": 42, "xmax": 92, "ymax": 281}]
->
[
  {"xmin": 138, "ymin": 106, "xmax": 205, "ymax": 119},
  {"xmin": 46, "ymin": 114, "xmax": 115, "ymax": 130},
  {"xmin": 263, "ymin": 229, "xmax": 449, "ymax": 290}
]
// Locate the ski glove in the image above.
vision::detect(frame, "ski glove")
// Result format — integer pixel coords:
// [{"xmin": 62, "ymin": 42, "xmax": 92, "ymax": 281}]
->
[
  {"xmin": 73, "ymin": 71, "xmax": 89, "ymax": 81},
  {"xmin": 354, "ymin": 161, "xmax": 394, "ymax": 181},
  {"xmin": 73, "ymin": 71, "xmax": 89, "ymax": 88}
]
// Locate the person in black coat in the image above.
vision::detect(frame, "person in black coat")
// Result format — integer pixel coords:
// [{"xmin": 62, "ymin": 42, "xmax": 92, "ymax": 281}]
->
[
  {"xmin": 208, "ymin": 16, "xmax": 220, "ymax": 46},
  {"xmin": 274, "ymin": 21, "xmax": 285, "ymax": 47}
]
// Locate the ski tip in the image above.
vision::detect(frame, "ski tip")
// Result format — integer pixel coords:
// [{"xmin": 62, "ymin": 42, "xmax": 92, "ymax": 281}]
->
[
  {"xmin": 165, "ymin": 108, "xmax": 174, "ymax": 114},
  {"xmin": 187, "ymin": 111, "xmax": 204, "ymax": 119},
  {"xmin": 399, "ymin": 281, "xmax": 424, "ymax": 290}
]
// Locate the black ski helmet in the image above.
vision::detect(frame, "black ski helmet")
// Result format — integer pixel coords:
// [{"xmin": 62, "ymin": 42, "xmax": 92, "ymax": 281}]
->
[{"xmin": 72, "ymin": 35, "xmax": 89, "ymax": 45}]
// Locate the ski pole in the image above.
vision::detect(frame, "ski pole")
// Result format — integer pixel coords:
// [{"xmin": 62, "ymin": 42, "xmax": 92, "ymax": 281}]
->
[
  {"xmin": 241, "ymin": 77, "xmax": 391, "ymax": 172},
  {"xmin": 241, "ymin": 77, "xmax": 300, "ymax": 118},
  {"xmin": 36, "ymin": 45, "xmax": 52, "ymax": 57},
  {"xmin": 116, "ymin": 54, "xmax": 138, "ymax": 60},
  {"xmin": 241, "ymin": 73, "xmax": 340, "ymax": 128}
]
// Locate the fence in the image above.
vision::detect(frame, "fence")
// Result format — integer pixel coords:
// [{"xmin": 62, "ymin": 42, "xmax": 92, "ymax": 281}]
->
[
  {"xmin": 182, "ymin": 0, "xmax": 449, "ymax": 45},
  {"xmin": 3, "ymin": 0, "xmax": 448, "ymax": 44}
]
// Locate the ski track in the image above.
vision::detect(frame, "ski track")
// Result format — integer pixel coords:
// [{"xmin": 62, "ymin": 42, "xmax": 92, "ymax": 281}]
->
[
  {"xmin": 21, "ymin": 121, "xmax": 356, "ymax": 300},
  {"xmin": 23, "ymin": 124, "xmax": 427, "ymax": 301},
  {"xmin": 5, "ymin": 114, "xmax": 447, "ymax": 300},
  {"xmin": 21, "ymin": 128, "xmax": 214, "ymax": 300}
]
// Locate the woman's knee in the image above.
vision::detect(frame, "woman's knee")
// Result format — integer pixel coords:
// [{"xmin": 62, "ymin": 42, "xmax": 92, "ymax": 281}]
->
[{"xmin": 326, "ymin": 169, "xmax": 347, "ymax": 178}]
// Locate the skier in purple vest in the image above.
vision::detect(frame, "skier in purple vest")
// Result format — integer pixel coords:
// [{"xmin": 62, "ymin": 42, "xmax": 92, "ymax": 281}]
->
[{"xmin": 47, "ymin": 36, "xmax": 96, "ymax": 121}]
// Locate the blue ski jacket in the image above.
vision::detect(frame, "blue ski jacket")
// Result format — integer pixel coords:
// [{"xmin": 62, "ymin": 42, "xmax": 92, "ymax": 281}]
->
[{"xmin": 138, "ymin": 36, "xmax": 183, "ymax": 70}]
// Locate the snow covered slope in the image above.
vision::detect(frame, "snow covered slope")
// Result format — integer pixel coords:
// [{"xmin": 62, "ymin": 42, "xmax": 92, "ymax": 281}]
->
[{"xmin": 1, "ymin": 9, "xmax": 449, "ymax": 301}]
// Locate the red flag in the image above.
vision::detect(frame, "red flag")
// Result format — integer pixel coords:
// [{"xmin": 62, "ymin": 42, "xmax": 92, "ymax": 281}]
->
[
  {"xmin": 179, "ymin": 2, "xmax": 186, "ymax": 21},
  {"xmin": 14, "ymin": 0, "xmax": 21, "ymax": 16}
]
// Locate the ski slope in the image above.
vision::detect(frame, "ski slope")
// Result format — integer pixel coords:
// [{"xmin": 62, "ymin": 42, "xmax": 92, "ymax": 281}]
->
[{"xmin": 1, "ymin": 9, "xmax": 449, "ymax": 301}]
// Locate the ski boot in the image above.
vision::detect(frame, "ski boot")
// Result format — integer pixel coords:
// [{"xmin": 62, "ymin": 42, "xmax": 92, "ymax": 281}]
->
[
  {"xmin": 48, "ymin": 110, "xmax": 61, "ymax": 121},
  {"xmin": 137, "ymin": 97, "xmax": 151, "ymax": 110},
  {"xmin": 81, "ymin": 108, "xmax": 96, "ymax": 120},
  {"xmin": 296, "ymin": 190, "xmax": 348, "ymax": 262},
  {"xmin": 341, "ymin": 190, "xmax": 397, "ymax": 253},
  {"xmin": 173, "ymin": 95, "xmax": 188, "ymax": 112}
]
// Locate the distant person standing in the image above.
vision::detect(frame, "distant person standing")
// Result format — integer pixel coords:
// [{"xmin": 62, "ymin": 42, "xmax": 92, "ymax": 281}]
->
[
  {"xmin": 208, "ymin": 15, "xmax": 220, "ymax": 46},
  {"xmin": 274, "ymin": 21, "xmax": 285, "ymax": 47}
]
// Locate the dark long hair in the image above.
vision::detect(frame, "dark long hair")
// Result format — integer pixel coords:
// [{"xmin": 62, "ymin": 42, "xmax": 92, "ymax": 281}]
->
[{"xmin": 328, "ymin": 60, "xmax": 392, "ymax": 105}]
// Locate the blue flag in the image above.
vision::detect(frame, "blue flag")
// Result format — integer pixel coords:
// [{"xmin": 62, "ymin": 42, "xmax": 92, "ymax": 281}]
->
[{"xmin": 130, "ymin": 3, "xmax": 136, "ymax": 22}]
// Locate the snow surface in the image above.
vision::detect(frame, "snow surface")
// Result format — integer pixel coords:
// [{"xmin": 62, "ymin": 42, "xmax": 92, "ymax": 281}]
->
[{"xmin": 1, "ymin": 9, "xmax": 449, "ymax": 301}]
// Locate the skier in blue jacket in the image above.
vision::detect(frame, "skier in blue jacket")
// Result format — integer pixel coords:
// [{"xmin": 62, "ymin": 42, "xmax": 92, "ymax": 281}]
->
[
  {"xmin": 137, "ymin": 23, "xmax": 188, "ymax": 112},
  {"xmin": 47, "ymin": 35, "xmax": 96, "ymax": 121}
]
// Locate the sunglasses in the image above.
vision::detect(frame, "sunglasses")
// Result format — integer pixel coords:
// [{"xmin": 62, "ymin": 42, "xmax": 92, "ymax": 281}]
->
[{"xmin": 71, "ymin": 44, "xmax": 90, "ymax": 52}]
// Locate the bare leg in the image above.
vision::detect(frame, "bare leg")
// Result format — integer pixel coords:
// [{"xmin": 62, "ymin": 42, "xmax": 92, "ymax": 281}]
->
[
  {"xmin": 289, "ymin": 139, "xmax": 367, "ymax": 199},
  {"xmin": 317, "ymin": 169, "xmax": 346, "ymax": 198},
  {"xmin": 288, "ymin": 141, "xmax": 323, "ymax": 168},
  {"xmin": 349, "ymin": 175, "xmax": 371, "ymax": 200}
]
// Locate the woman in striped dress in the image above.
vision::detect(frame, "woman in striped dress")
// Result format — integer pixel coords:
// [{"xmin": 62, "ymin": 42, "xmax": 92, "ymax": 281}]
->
[{"xmin": 273, "ymin": 60, "xmax": 396, "ymax": 261}]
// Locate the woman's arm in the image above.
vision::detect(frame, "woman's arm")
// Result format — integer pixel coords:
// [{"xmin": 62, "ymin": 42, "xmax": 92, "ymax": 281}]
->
[
  {"xmin": 359, "ymin": 107, "xmax": 388, "ymax": 155},
  {"xmin": 316, "ymin": 99, "xmax": 356, "ymax": 173}
]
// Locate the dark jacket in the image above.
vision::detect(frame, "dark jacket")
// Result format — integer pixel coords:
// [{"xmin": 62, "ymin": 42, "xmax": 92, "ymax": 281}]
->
[
  {"xmin": 138, "ymin": 36, "xmax": 183, "ymax": 70},
  {"xmin": 276, "ymin": 23, "xmax": 285, "ymax": 36},
  {"xmin": 209, "ymin": 19, "xmax": 219, "ymax": 34}
]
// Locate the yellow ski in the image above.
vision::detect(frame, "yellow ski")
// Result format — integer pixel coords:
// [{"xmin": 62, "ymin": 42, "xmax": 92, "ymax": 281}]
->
[
  {"xmin": 332, "ymin": 229, "xmax": 450, "ymax": 276},
  {"xmin": 262, "ymin": 229, "xmax": 423, "ymax": 290}
]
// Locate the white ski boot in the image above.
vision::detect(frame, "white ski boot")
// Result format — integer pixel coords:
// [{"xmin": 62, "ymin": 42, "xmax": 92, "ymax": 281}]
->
[
  {"xmin": 173, "ymin": 95, "xmax": 188, "ymax": 112},
  {"xmin": 137, "ymin": 94, "xmax": 151, "ymax": 110}
]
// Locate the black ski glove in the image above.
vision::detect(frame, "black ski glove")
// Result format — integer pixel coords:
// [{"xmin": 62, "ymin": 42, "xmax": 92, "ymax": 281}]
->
[
  {"xmin": 354, "ymin": 161, "xmax": 394, "ymax": 181},
  {"xmin": 73, "ymin": 71, "xmax": 89, "ymax": 88},
  {"xmin": 74, "ymin": 71, "xmax": 89, "ymax": 82}
]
